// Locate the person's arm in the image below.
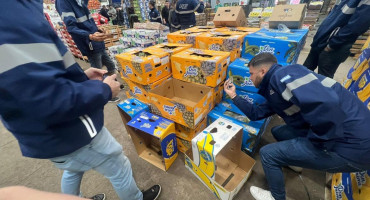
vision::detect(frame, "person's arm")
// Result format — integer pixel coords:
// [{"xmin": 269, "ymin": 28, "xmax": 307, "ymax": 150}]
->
[
  {"xmin": 327, "ymin": 3, "xmax": 370, "ymax": 50},
  {"xmin": 0, "ymin": 186, "xmax": 89, "ymax": 200},
  {"xmin": 161, "ymin": 8, "xmax": 167, "ymax": 24},
  {"xmin": 195, "ymin": 0, "xmax": 204, "ymax": 13}
]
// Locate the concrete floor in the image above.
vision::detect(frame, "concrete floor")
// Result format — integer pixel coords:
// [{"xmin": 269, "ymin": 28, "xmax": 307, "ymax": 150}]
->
[{"xmin": 0, "ymin": 31, "xmax": 356, "ymax": 200}]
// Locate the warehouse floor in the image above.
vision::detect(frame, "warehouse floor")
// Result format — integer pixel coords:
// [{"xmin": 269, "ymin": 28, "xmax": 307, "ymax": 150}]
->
[{"xmin": 0, "ymin": 31, "xmax": 356, "ymax": 200}]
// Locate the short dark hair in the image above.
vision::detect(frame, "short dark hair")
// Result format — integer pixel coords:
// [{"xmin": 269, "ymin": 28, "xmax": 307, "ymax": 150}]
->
[
  {"xmin": 149, "ymin": 1, "xmax": 155, "ymax": 6},
  {"xmin": 248, "ymin": 53, "xmax": 277, "ymax": 68}
]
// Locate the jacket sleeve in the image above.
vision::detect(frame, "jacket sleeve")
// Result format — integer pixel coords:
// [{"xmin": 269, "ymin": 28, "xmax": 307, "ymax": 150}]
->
[
  {"xmin": 273, "ymin": 71, "xmax": 346, "ymax": 149},
  {"xmin": 329, "ymin": 2, "xmax": 370, "ymax": 49},
  {"xmin": 55, "ymin": 0, "xmax": 91, "ymax": 39},
  {"xmin": 232, "ymin": 96, "xmax": 275, "ymax": 121},
  {"xmin": 195, "ymin": 0, "xmax": 204, "ymax": 13}
]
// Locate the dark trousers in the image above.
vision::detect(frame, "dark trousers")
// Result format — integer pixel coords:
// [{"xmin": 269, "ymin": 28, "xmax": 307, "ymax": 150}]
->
[
  {"xmin": 303, "ymin": 43, "xmax": 352, "ymax": 78},
  {"xmin": 87, "ymin": 50, "xmax": 116, "ymax": 74}
]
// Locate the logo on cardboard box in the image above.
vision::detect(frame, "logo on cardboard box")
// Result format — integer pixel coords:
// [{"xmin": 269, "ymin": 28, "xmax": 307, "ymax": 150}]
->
[
  {"xmin": 133, "ymin": 86, "xmax": 143, "ymax": 95},
  {"xmin": 258, "ymin": 45, "xmax": 275, "ymax": 55},
  {"xmin": 163, "ymin": 105, "xmax": 177, "ymax": 115},
  {"xmin": 184, "ymin": 66, "xmax": 198, "ymax": 77},
  {"xmin": 333, "ymin": 183, "xmax": 344, "ymax": 200},
  {"xmin": 126, "ymin": 65, "xmax": 133, "ymax": 74},
  {"xmin": 240, "ymin": 95, "xmax": 254, "ymax": 104},
  {"xmin": 241, "ymin": 77, "xmax": 254, "ymax": 87}
]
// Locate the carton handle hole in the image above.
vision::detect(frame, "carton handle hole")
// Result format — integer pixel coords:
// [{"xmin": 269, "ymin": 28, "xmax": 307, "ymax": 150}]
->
[
  {"xmin": 209, "ymin": 140, "xmax": 216, "ymax": 145},
  {"xmin": 131, "ymin": 102, "xmax": 137, "ymax": 106},
  {"xmin": 226, "ymin": 125, "xmax": 232, "ymax": 129},
  {"xmin": 149, "ymin": 119, "xmax": 156, "ymax": 122}
]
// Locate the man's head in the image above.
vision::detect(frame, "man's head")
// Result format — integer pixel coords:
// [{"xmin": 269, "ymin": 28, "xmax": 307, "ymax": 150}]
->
[
  {"xmin": 109, "ymin": 5, "xmax": 113, "ymax": 9},
  {"xmin": 165, "ymin": 0, "xmax": 170, "ymax": 8},
  {"xmin": 248, "ymin": 53, "xmax": 277, "ymax": 88},
  {"xmin": 102, "ymin": 5, "xmax": 106, "ymax": 9},
  {"xmin": 216, "ymin": 0, "xmax": 220, "ymax": 4},
  {"xmin": 149, "ymin": 1, "xmax": 155, "ymax": 9}
]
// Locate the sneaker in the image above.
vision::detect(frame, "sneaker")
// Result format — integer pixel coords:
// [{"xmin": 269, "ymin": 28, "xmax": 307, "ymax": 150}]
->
[
  {"xmin": 250, "ymin": 186, "xmax": 275, "ymax": 200},
  {"xmin": 109, "ymin": 97, "xmax": 120, "ymax": 103},
  {"xmin": 143, "ymin": 184, "xmax": 161, "ymax": 200},
  {"xmin": 288, "ymin": 166, "xmax": 303, "ymax": 173},
  {"xmin": 89, "ymin": 193, "xmax": 106, "ymax": 200}
]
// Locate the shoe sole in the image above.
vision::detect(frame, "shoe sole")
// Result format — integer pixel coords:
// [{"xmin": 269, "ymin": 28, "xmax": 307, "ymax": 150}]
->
[
  {"xmin": 153, "ymin": 186, "xmax": 161, "ymax": 200},
  {"xmin": 108, "ymin": 99, "xmax": 120, "ymax": 103}
]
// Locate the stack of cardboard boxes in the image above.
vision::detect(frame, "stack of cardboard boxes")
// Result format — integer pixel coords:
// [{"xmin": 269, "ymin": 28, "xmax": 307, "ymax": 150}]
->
[
  {"xmin": 195, "ymin": 13, "xmax": 207, "ymax": 26},
  {"xmin": 87, "ymin": 0, "xmax": 101, "ymax": 10},
  {"xmin": 303, "ymin": 2, "xmax": 323, "ymax": 26}
]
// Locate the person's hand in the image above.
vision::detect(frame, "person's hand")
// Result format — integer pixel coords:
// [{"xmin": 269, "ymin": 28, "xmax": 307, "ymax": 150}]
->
[
  {"xmin": 84, "ymin": 68, "xmax": 107, "ymax": 80},
  {"xmin": 98, "ymin": 26, "xmax": 106, "ymax": 33},
  {"xmin": 163, "ymin": 19, "xmax": 167, "ymax": 24},
  {"xmin": 103, "ymin": 74, "xmax": 120, "ymax": 98},
  {"xmin": 224, "ymin": 79, "xmax": 237, "ymax": 99},
  {"xmin": 89, "ymin": 32, "xmax": 108, "ymax": 41},
  {"xmin": 324, "ymin": 45, "xmax": 333, "ymax": 52}
]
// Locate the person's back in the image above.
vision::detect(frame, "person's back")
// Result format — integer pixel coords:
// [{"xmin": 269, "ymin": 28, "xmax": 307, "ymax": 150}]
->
[{"xmin": 175, "ymin": 0, "xmax": 204, "ymax": 28}]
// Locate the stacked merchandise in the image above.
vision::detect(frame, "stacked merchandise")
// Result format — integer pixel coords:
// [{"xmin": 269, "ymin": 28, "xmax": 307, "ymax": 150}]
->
[
  {"xmin": 130, "ymin": 0, "xmax": 150, "ymax": 21},
  {"xmin": 195, "ymin": 13, "xmax": 207, "ymax": 26},
  {"xmin": 87, "ymin": 0, "xmax": 101, "ymax": 10},
  {"xmin": 204, "ymin": 8, "xmax": 215, "ymax": 22},
  {"xmin": 91, "ymin": 13, "xmax": 109, "ymax": 26},
  {"xmin": 121, "ymin": 27, "xmax": 169, "ymax": 48},
  {"xmin": 242, "ymin": 28, "xmax": 309, "ymax": 65},
  {"xmin": 102, "ymin": 25, "xmax": 125, "ymax": 48},
  {"xmin": 247, "ymin": 8, "xmax": 263, "ymax": 27},
  {"xmin": 350, "ymin": 30, "xmax": 370, "ymax": 59},
  {"xmin": 303, "ymin": 2, "xmax": 323, "ymax": 26}
]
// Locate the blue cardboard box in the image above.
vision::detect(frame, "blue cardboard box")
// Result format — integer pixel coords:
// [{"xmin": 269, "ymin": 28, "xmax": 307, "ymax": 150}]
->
[
  {"xmin": 227, "ymin": 58, "xmax": 258, "ymax": 93},
  {"xmin": 117, "ymin": 98, "xmax": 149, "ymax": 136},
  {"xmin": 242, "ymin": 28, "xmax": 308, "ymax": 65},
  {"xmin": 223, "ymin": 89, "xmax": 266, "ymax": 106},
  {"xmin": 127, "ymin": 112, "xmax": 178, "ymax": 171}
]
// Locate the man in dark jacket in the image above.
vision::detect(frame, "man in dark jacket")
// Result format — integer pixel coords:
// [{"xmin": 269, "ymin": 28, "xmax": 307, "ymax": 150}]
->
[
  {"xmin": 149, "ymin": 1, "xmax": 162, "ymax": 23},
  {"xmin": 0, "ymin": 1, "xmax": 161, "ymax": 200},
  {"xmin": 161, "ymin": 0, "xmax": 170, "ymax": 26},
  {"xmin": 175, "ymin": 0, "xmax": 204, "ymax": 29},
  {"xmin": 303, "ymin": 0, "xmax": 370, "ymax": 78},
  {"xmin": 224, "ymin": 53, "xmax": 370, "ymax": 200},
  {"xmin": 99, "ymin": 5, "xmax": 110, "ymax": 21}
]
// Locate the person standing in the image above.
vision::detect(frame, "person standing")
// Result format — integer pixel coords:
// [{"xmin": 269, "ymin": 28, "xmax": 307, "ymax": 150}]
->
[
  {"xmin": 99, "ymin": 5, "xmax": 110, "ymax": 21},
  {"xmin": 214, "ymin": 0, "xmax": 222, "ymax": 12},
  {"xmin": 175, "ymin": 0, "xmax": 204, "ymax": 29},
  {"xmin": 56, "ymin": 0, "xmax": 120, "ymax": 102},
  {"xmin": 303, "ymin": 0, "xmax": 370, "ymax": 78},
  {"xmin": 149, "ymin": 1, "xmax": 162, "ymax": 23},
  {"xmin": 161, "ymin": 0, "xmax": 170, "ymax": 26},
  {"xmin": 108, "ymin": 5, "xmax": 118, "ymax": 25}
]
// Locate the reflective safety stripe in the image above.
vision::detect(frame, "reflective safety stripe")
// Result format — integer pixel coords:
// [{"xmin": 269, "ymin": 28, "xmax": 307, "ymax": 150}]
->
[
  {"xmin": 76, "ymin": 15, "xmax": 89, "ymax": 23},
  {"xmin": 341, "ymin": 4, "xmax": 356, "ymax": 14},
  {"xmin": 284, "ymin": 105, "xmax": 301, "ymax": 116},
  {"xmin": 282, "ymin": 74, "xmax": 318, "ymax": 101},
  {"xmin": 171, "ymin": 23, "xmax": 181, "ymax": 28},
  {"xmin": 0, "ymin": 43, "xmax": 62, "ymax": 73},
  {"xmin": 358, "ymin": 0, "xmax": 370, "ymax": 7},
  {"xmin": 79, "ymin": 115, "xmax": 97, "ymax": 138},
  {"xmin": 151, "ymin": 16, "xmax": 160, "ymax": 20},
  {"xmin": 89, "ymin": 14, "xmax": 93, "ymax": 19},
  {"xmin": 63, "ymin": 51, "xmax": 76, "ymax": 69},
  {"xmin": 61, "ymin": 12, "xmax": 76, "ymax": 20},
  {"xmin": 176, "ymin": 3, "xmax": 200, "ymax": 14},
  {"xmin": 321, "ymin": 77, "xmax": 337, "ymax": 88}
]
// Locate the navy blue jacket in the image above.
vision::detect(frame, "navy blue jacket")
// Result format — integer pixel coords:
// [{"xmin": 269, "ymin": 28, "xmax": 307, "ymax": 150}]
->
[
  {"xmin": 149, "ymin": 8, "xmax": 162, "ymax": 23},
  {"xmin": 176, "ymin": 0, "xmax": 204, "ymax": 26},
  {"xmin": 55, "ymin": 0, "xmax": 105, "ymax": 56},
  {"xmin": 312, "ymin": 0, "xmax": 370, "ymax": 50},
  {"xmin": 233, "ymin": 64, "xmax": 370, "ymax": 164},
  {"xmin": 0, "ymin": 0, "xmax": 112, "ymax": 159}
]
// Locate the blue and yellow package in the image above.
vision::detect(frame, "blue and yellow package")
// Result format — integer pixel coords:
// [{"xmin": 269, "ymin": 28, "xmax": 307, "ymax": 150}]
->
[
  {"xmin": 343, "ymin": 48, "xmax": 370, "ymax": 90},
  {"xmin": 242, "ymin": 28, "xmax": 308, "ymax": 65},
  {"xmin": 117, "ymin": 98, "xmax": 149, "ymax": 136},
  {"xmin": 223, "ymin": 89, "xmax": 266, "ymax": 106},
  {"xmin": 350, "ymin": 69, "xmax": 370, "ymax": 104},
  {"xmin": 227, "ymin": 58, "xmax": 258, "ymax": 93},
  {"xmin": 127, "ymin": 112, "xmax": 178, "ymax": 171},
  {"xmin": 332, "ymin": 171, "xmax": 370, "ymax": 200}
]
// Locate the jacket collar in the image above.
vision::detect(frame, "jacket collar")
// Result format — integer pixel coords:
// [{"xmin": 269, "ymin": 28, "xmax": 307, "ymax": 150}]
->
[{"xmin": 258, "ymin": 63, "xmax": 281, "ymax": 95}]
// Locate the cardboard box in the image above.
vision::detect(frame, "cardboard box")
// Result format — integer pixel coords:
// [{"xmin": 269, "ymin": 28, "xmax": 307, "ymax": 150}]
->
[
  {"xmin": 186, "ymin": 118, "xmax": 256, "ymax": 200},
  {"xmin": 117, "ymin": 98, "xmax": 149, "ymax": 136},
  {"xmin": 215, "ymin": 27, "xmax": 260, "ymax": 35},
  {"xmin": 177, "ymin": 136, "xmax": 192, "ymax": 153},
  {"xmin": 171, "ymin": 48, "xmax": 230, "ymax": 87},
  {"xmin": 269, "ymin": 4, "xmax": 307, "ymax": 29},
  {"xmin": 149, "ymin": 78, "xmax": 213, "ymax": 128},
  {"xmin": 227, "ymin": 58, "xmax": 258, "ymax": 93},
  {"xmin": 186, "ymin": 26, "xmax": 216, "ymax": 33},
  {"xmin": 223, "ymin": 89, "xmax": 266, "ymax": 106},
  {"xmin": 195, "ymin": 32, "xmax": 244, "ymax": 62},
  {"xmin": 175, "ymin": 117, "xmax": 207, "ymax": 141},
  {"xmin": 120, "ymin": 75, "xmax": 172, "ymax": 104},
  {"xmin": 213, "ymin": 6, "xmax": 247, "ymax": 27},
  {"xmin": 167, "ymin": 30, "xmax": 204, "ymax": 46},
  {"xmin": 212, "ymin": 81, "xmax": 224, "ymax": 106},
  {"xmin": 242, "ymin": 28, "xmax": 309, "ymax": 65},
  {"xmin": 127, "ymin": 112, "xmax": 178, "ymax": 171},
  {"xmin": 116, "ymin": 49, "xmax": 171, "ymax": 85},
  {"xmin": 145, "ymin": 43, "xmax": 192, "ymax": 56}
]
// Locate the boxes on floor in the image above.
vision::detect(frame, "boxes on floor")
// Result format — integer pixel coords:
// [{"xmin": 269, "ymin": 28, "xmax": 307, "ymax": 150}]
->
[
  {"xmin": 349, "ymin": 69, "xmax": 370, "ymax": 105},
  {"xmin": 116, "ymin": 49, "xmax": 171, "ymax": 85},
  {"xmin": 215, "ymin": 27, "xmax": 260, "ymax": 35},
  {"xmin": 117, "ymin": 98, "xmax": 149, "ymax": 136},
  {"xmin": 149, "ymin": 78, "xmax": 213, "ymax": 128},
  {"xmin": 167, "ymin": 30, "xmax": 204, "ymax": 46},
  {"xmin": 120, "ymin": 74, "xmax": 172, "ymax": 104},
  {"xmin": 145, "ymin": 43, "xmax": 192, "ymax": 56},
  {"xmin": 171, "ymin": 48, "xmax": 230, "ymax": 87},
  {"xmin": 185, "ymin": 118, "xmax": 256, "ymax": 200},
  {"xmin": 269, "ymin": 4, "xmax": 307, "ymax": 29},
  {"xmin": 227, "ymin": 58, "xmax": 258, "ymax": 93},
  {"xmin": 242, "ymin": 28, "xmax": 308, "ymax": 65},
  {"xmin": 185, "ymin": 26, "xmax": 217, "ymax": 33},
  {"xmin": 213, "ymin": 6, "xmax": 248, "ymax": 27},
  {"xmin": 175, "ymin": 117, "xmax": 208, "ymax": 153},
  {"xmin": 127, "ymin": 112, "xmax": 178, "ymax": 171},
  {"xmin": 212, "ymin": 81, "xmax": 225, "ymax": 106},
  {"xmin": 195, "ymin": 32, "xmax": 244, "ymax": 62}
]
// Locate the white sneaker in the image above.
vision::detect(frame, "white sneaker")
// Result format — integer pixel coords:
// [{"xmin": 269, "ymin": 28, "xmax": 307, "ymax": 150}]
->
[{"xmin": 250, "ymin": 186, "xmax": 275, "ymax": 200}]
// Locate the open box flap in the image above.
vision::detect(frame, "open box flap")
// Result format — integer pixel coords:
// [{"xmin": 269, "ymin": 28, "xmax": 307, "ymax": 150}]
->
[
  {"xmin": 127, "ymin": 112, "xmax": 173, "ymax": 139},
  {"xmin": 117, "ymin": 98, "xmax": 149, "ymax": 118}
]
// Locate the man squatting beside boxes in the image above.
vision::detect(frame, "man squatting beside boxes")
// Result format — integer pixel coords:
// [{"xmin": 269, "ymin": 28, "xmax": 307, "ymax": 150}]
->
[
  {"xmin": 56, "ymin": 0, "xmax": 120, "ymax": 102},
  {"xmin": 0, "ymin": 1, "xmax": 161, "ymax": 200},
  {"xmin": 224, "ymin": 53, "xmax": 370, "ymax": 200}
]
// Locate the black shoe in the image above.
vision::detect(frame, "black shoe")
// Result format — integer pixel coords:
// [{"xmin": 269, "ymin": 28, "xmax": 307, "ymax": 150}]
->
[
  {"xmin": 143, "ymin": 184, "xmax": 161, "ymax": 200},
  {"xmin": 109, "ymin": 97, "xmax": 120, "ymax": 103},
  {"xmin": 89, "ymin": 193, "xmax": 106, "ymax": 200}
]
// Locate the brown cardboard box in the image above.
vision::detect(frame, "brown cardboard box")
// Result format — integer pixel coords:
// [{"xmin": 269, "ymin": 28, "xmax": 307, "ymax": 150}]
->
[
  {"xmin": 269, "ymin": 4, "xmax": 307, "ymax": 29},
  {"xmin": 213, "ymin": 6, "xmax": 247, "ymax": 27}
]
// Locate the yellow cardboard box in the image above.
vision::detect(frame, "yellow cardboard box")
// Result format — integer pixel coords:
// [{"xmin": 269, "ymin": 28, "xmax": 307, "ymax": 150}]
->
[
  {"xmin": 177, "ymin": 137, "xmax": 192, "ymax": 153},
  {"xmin": 185, "ymin": 26, "xmax": 216, "ymax": 33},
  {"xmin": 121, "ymin": 74, "xmax": 172, "ymax": 104},
  {"xmin": 215, "ymin": 27, "xmax": 260, "ymax": 35},
  {"xmin": 167, "ymin": 30, "xmax": 205, "ymax": 46},
  {"xmin": 149, "ymin": 78, "xmax": 213, "ymax": 128},
  {"xmin": 175, "ymin": 117, "xmax": 207, "ymax": 141},
  {"xmin": 195, "ymin": 32, "xmax": 244, "ymax": 61},
  {"xmin": 186, "ymin": 118, "xmax": 256, "ymax": 200},
  {"xmin": 145, "ymin": 43, "xmax": 192, "ymax": 56},
  {"xmin": 171, "ymin": 48, "xmax": 230, "ymax": 87},
  {"xmin": 212, "ymin": 81, "xmax": 225, "ymax": 106},
  {"xmin": 116, "ymin": 49, "xmax": 171, "ymax": 85}
]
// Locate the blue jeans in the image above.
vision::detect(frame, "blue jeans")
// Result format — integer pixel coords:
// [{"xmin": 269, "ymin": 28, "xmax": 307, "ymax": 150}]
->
[
  {"xmin": 87, "ymin": 50, "xmax": 116, "ymax": 74},
  {"xmin": 50, "ymin": 127, "xmax": 143, "ymax": 200},
  {"xmin": 261, "ymin": 125, "xmax": 370, "ymax": 200}
]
